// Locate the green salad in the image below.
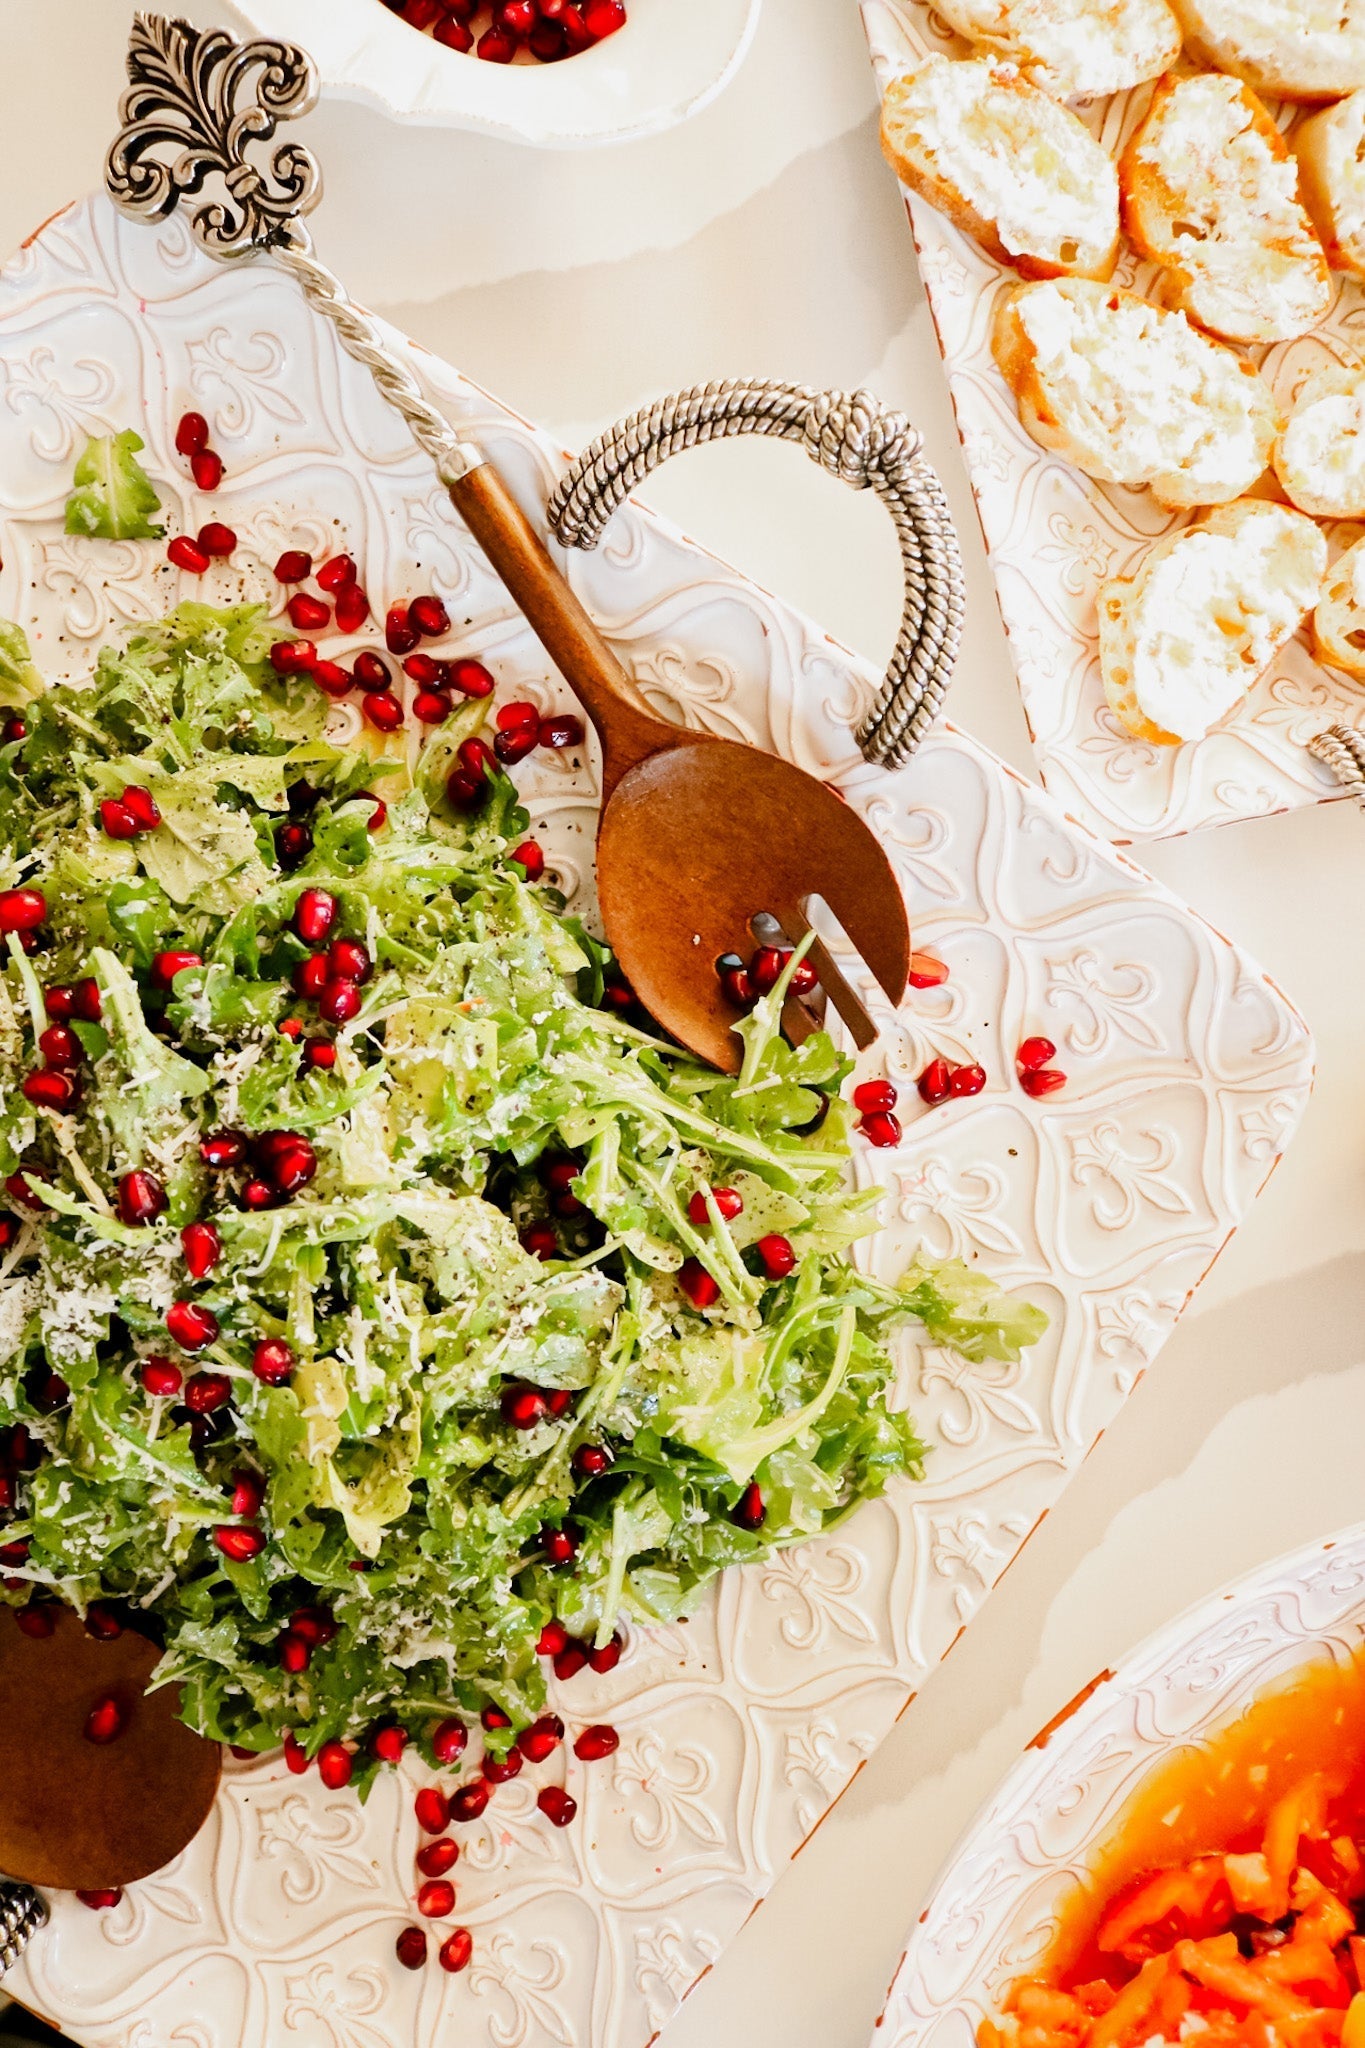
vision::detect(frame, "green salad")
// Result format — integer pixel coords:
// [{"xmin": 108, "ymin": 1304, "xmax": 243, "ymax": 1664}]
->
[{"xmin": 0, "ymin": 602, "xmax": 1044, "ymax": 1779}]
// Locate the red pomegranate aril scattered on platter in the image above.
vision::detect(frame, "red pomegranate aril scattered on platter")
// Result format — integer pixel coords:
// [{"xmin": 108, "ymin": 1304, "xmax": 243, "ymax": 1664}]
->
[
  {"xmin": 166, "ymin": 1298, "xmax": 219, "ymax": 1350},
  {"xmin": 538, "ymin": 1785, "xmax": 577, "ymax": 1828},
  {"xmin": 0, "ymin": 889, "xmax": 44, "ymax": 934},
  {"xmin": 396, "ymin": 1926, "xmax": 427, "ymax": 1971},
  {"xmin": 197, "ymin": 521, "xmax": 236, "ymax": 558},
  {"xmin": 190, "ymin": 448, "xmax": 223, "ymax": 492},
  {"xmin": 537, "ymin": 1620, "xmax": 569, "ymax": 1659},
  {"xmin": 23, "ymin": 1069, "xmax": 74, "ymax": 1109},
  {"xmin": 371, "ymin": 1726, "xmax": 407, "ymax": 1764},
  {"xmin": 117, "ymin": 1169, "xmax": 167, "ymax": 1228},
  {"xmin": 403, "ymin": 653, "xmax": 442, "ymax": 688},
  {"xmin": 334, "ymin": 584, "xmax": 370, "ymax": 635},
  {"xmin": 351, "ymin": 651, "xmax": 391, "ymax": 693},
  {"xmin": 447, "ymin": 659, "xmax": 495, "ymax": 699},
  {"xmin": 16, "ymin": 1606, "xmax": 53, "ymax": 1639},
  {"xmin": 279, "ymin": 1631, "xmax": 310, "ymax": 1675},
  {"xmin": 433, "ymin": 1716, "xmax": 468, "ymax": 1764},
  {"xmin": 317, "ymin": 1740, "xmax": 353, "ymax": 1789},
  {"xmin": 687, "ymin": 1186, "xmax": 743, "ymax": 1227},
  {"xmin": 38, "ymin": 1023, "xmax": 80, "ymax": 1068},
  {"xmin": 153, "ymin": 949, "xmax": 202, "ymax": 985},
  {"xmin": 756, "ymin": 1233, "xmax": 796, "ymax": 1279},
  {"xmin": 435, "ymin": 14, "xmax": 474, "ymax": 48},
  {"xmin": 852, "ymin": 1079, "xmax": 898, "ymax": 1115},
  {"xmin": 252, "ymin": 1338, "xmax": 295, "ymax": 1386},
  {"xmin": 573, "ymin": 1443, "xmax": 612, "ymax": 1479},
  {"xmin": 517, "ymin": 1713, "xmax": 565, "ymax": 1763},
  {"xmin": 916, "ymin": 1059, "xmax": 952, "ymax": 1106},
  {"xmin": 539, "ymin": 714, "xmax": 584, "ymax": 749},
  {"xmin": 294, "ymin": 888, "xmax": 338, "ymax": 945},
  {"xmin": 678, "ymin": 1257, "xmax": 719, "ymax": 1309},
  {"xmin": 413, "ymin": 688, "xmax": 452, "ymax": 725},
  {"xmin": 439, "ymin": 1928, "xmax": 474, "ymax": 1974},
  {"xmin": 362, "ymin": 691, "xmax": 404, "ymax": 733},
  {"xmin": 312, "ymin": 659, "xmax": 352, "ymax": 699},
  {"xmin": 141, "ymin": 1355, "xmax": 183, "ymax": 1398},
  {"xmin": 860, "ymin": 1109, "xmax": 903, "ymax": 1147},
  {"xmin": 417, "ymin": 1875, "xmax": 457, "ymax": 1919},
  {"xmin": 574, "ymin": 1723, "xmax": 619, "ymax": 1762},
  {"xmin": 553, "ymin": 1641, "xmax": 588, "ymax": 1683},
  {"xmin": 1021, "ymin": 1067, "xmax": 1067, "ymax": 1098},
  {"xmin": 201, "ymin": 1130, "xmax": 246, "ymax": 1169},
  {"xmin": 84, "ymin": 1693, "xmax": 126, "ymax": 1745},
  {"xmin": 283, "ymin": 1731, "xmax": 309, "ymax": 1774},
  {"xmin": 274, "ymin": 549, "xmax": 312, "ymax": 583},
  {"xmin": 908, "ymin": 952, "xmax": 950, "ymax": 990},
  {"xmin": 481, "ymin": 1705, "xmax": 511, "ymax": 1732},
  {"xmin": 167, "ymin": 536, "xmax": 210, "ymax": 575},
  {"xmin": 99, "ymin": 797, "xmax": 141, "ymax": 840},
  {"xmin": 317, "ymin": 553, "xmax": 357, "ymax": 594},
  {"xmin": 417, "ymin": 1836, "xmax": 459, "ymax": 1877},
  {"xmin": 497, "ymin": 700, "xmax": 539, "ymax": 733},
  {"xmin": 270, "ymin": 639, "xmax": 317, "ymax": 677},
  {"xmin": 229, "ymin": 1470, "xmax": 264, "ymax": 1518},
  {"xmin": 415, "ymin": 1784, "xmax": 451, "ymax": 1833},
  {"xmin": 385, "ymin": 605, "xmax": 418, "ymax": 656},
  {"xmin": 510, "ymin": 840, "xmax": 545, "ymax": 881},
  {"xmin": 181, "ymin": 1221, "xmax": 222, "ymax": 1279},
  {"xmin": 184, "ymin": 1371, "xmax": 232, "ymax": 1414},
  {"xmin": 493, "ymin": 723, "xmax": 538, "ymax": 765},
  {"xmin": 77, "ymin": 1888, "xmax": 123, "ymax": 1911},
  {"xmin": 450, "ymin": 1779, "xmax": 491, "ymax": 1823},
  {"xmin": 502, "ymin": 1385, "xmax": 548, "ymax": 1431},
  {"xmin": 732, "ymin": 1481, "xmax": 765, "ymax": 1531},
  {"xmin": 544, "ymin": 1526, "xmax": 579, "ymax": 1568},
  {"xmin": 589, "ymin": 1634, "xmax": 623, "ymax": 1674},
  {"xmin": 175, "ymin": 411, "xmax": 209, "ymax": 457},
  {"xmin": 409, "ymin": 594, "xmax": 450, "ymax": 638},
  {"xmin": 214, "ymin": 1524, "xmax": 265, "ymax": 1562},
  {"xmin": 482, "ymin": 1747, "xmax": 523, "ymax": 1784},
  {"xmin": 84, "ymin": 1603, "xmax": 123, "ymax": 1641},
  {"xmin": 1017, "ymin": 1036, "xmax": 1057, "ymax": 1072},
  {"xmin": 294, "ymin": 954, "xmax": 330, "ymax": 1001},
  {"xmin": 949, "ymin": 1063, "xmax": 987, "ymax": 1098},
  {"xmin": 288, "ymin": 593, "xmax": 329, "ymax": 633}
]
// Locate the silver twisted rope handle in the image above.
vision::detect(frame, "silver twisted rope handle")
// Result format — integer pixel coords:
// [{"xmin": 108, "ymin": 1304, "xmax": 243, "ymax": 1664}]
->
[
  {"xmin": 547, "ymin": 380, "xmax": 966, "ymax": 768},
  {"xmin": 0, "ymin": 1881, "xmax": 46, "ymax": 1981},
  {"xmin": 1308, "ymin": 725, "xmax": 1365, "ymax": 809}
]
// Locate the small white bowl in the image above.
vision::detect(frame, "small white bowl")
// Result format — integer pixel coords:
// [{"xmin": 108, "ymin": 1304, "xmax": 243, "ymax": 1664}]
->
[{"xmin": 224, "ymin": 0, "xmax": 763, "ymax": 147}]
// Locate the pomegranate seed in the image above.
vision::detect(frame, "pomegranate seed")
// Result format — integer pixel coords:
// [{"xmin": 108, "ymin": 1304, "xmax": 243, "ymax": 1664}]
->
[
  {"xmin": 418, "ymin": 1876, "xmax": 457, "ymax": 1920},
  {"xmin": 252, "ymin": 1338, "xmax": 295, "ymax": 1386},
  {"xmin": 537, "ymin": 1620, "xmax": 569, "ymax": 1658},
  {"xmin": 167, "ymin": 534, "xmax": 211, "ymax": 575},
  {"xmin": 572, "ymin": 1442, "xmax": 613, "ymax": 1480},
  {"xmin": 482, "ymin": 1748, "xmax": 523, "ymax": 1784},
  {"xmin": 502, "ymin": 1385, "xmax": 548, "ymax": 1430},
  {"xmin": 318, "ymin": 979, "xmax": 361, "ymax": 1026},
  {"xmin": 447, "ymin": 659, "xmax": 495, "ymax": 699},
  {"xmin": 294, "ymin": 954, "xmax": 330, "ymax": 1001},
  {"xmin": 241, "ymin": 1178, "xmax": 275, "ymax": 1211},
  {"xmin": 1021, "ymin": 1067, "xmax": 1067, "ymax": 1098},
  {"xmin": 288, "ymin": 593, "xmax": 329, "ymax": 633},
  {"xmin": 544, "ymin": 1527, "xmax": 579, "ymax": 1568},
  {"xmin": 502, "ymin": 0, "xmax": 536, "ymax": 31},
  {"xmin": 749, "ymin": 947, "xmax": 784, "ymax": 994},
  {"xmin": 120, "ymin": 784, "xmax": 161, "ymax": 830},
  {"xmin": 538, "ymin": 1785, "xmax": 577, "ymax": 1828},
  {"xmin": 481, "ymin": 1705, "xmax": 511, "ymax": 1732},
  {"xmin": 363, "ymin": 793, "xmax": 387, "ymax": 831},
  {"xmin": 450, "ymin": 1779, "xmax": 491, "ymax": 1822},
  {"xmin": 99, "ymin": 797, "xmax": 142, "ymax": 840},
  {"xmin": 141, "ymin": 1356, "xmax": 183, "ymax": 1398},
  {"xmin": 418, "ymin": 1837, "xmax": 459, "ymax": 1877},
  {"xmin": 303, "ymin": 1038, "xmax": 335, "ymax": 1070},
  {"xmin": 294, "ymin": 889, "xmax": 338, "ymax": 945},
  {"xmin": 16, "ymin": 1606, "xmax": 53, "ymax": 1639},
  {"xmin": 283, "ymin": 1731, "xmax": 309, "ymax": 1774},
  {"xmin": 546, "ymin": 1388, "xmax": 575, "ymax": 1417},
  {"xmin": 317, "ymin": 1740, "xmax": 353, "ymax": 1789},
  {"xmin": 756, "ymin": 1234, "xmax": 796, "ymax": 1279},
  {"xmin": 185, "ymin": 1371, "xmax": 231, "ymax": 1414},
  {"xmin": 949, "ymin": 1064, "xmax": 987, "ymax": 1098},
  {"xmin": 574, "ymin": 1724, "xmax": 619, "ymax": 1761},
  {"xmin": 200, "ymin": 1130, "xmax": 246, "ymax": 1168},
  {"xmin": 31, "ymin": 1369, "xmax": 68, "ymax": 1415},
  {"xmin": 385, "ymin": 605, "xmax": 418, "ymax": 656},
  {"xmin": 191, "ymin": 449, "xmax": 223, "ymax": 491},
  {"xmin": 435, "ymin": 15, "xmax": 475, "ymax": 48},
  {"xmin": 457, "ymin": 736, "xmax": 494, "ymax": 780},
  {"xmin": 687, "ymin": 1186, "xmax": 743, "ymax": 1227},
  {"xmin": 229, "ymin": 1470, "xmax": 264, "ymax": 1518},
  {"xmin": 197, "ymin": 521, "xmax": 236, "ymax": 558},
  {"xmin": 433, "ymin": 1717, "xmax": 468, "ymax": 1764},
  {"xmin": 415, "ymin": 1785, "xmax": 451, "ymax": 1833},
  {"xmin": 510, "ymin": 840, "xmax": 545, "ymax": 880},
  {"xmin": 362, "ymin": 691, "xmax": 404, "ymax": 733},
  {"xmin": 270, "ymin": 639, "xmax": 317, "ymax": 677},
  {"xmin": 439, "ymin": 1929, "xmax": 474, "ymax": 1974},
  {"xmin": 562, "ymin": 3, "xmax": 594, "ymax": 48},
  {"xmin": 180, "ymin": 1221, "xmax": 222, "ymax": 1279},
  {"xmin": 38, "ymin": 1023, "xmax": 80, "ymax": 1068},
  {"xmin": 860, "ymin": 1109, "xmax": 903, "ymax": 1146},
  {"xmin": 410, "ymin": 594, "xmax": 450, "ymax": 637},
  {"xmin": 678, "ymin": 1257, "xmax": 719, "ymax": 1308},
  {"xmin": 733, "ymin": 1482, "xmax": 765, "ymax": 1531},
  {"xmin": 275, "ymin": 550, "xmax": 312, "ymax": 583},
  {"xmin": 175, "ymin": 411, "xmax": 209, "ymax": 456},
  {"xmin": 2, "ymin": 717, "xmax": 25, "ymax": 744},
  {"xmin": 1017, "ymin": 1036, "xmax": 1057, "ymax": 1072},
  {"xmin": 153, "ymin": 950, "xmax": 202, "ymax": 985},
  {"xmin": 44, "ymin": 986, "xmax": 74, "ymax": 1020},
  {"xmin": 493, "ymin": 724, "xmax": 538, "ymax": 765},
  {"xmin": 290, "ymin": 1606, "xmax": 336, "ymax": 1645},
  {"xmin": 539, "ymin": 714, "xmax": 584, "ymax": 749},
  {"xmin": 335, "ymin": 585, "xmax": 369, "ymax": 635},
  {"xmin": 396, "ymin": 1927, "xmax": 427, "ymax": 1971},
  {"xmin": 497, "ymin": 700, "xmax": 540, "ymax": 733},
  {"xmin": 84, "ymin": 1694, "xmax": 126, "ymax": 1745},
  {"xmin": 279, "ymin": 1631, "xmax": 310, "ymax": 1674},
  {"xmin": 404, "ymin": 653, "xmax": 442, "ymax": 687},
  {"xmin": 371, "ymin": 1725, "xmax": 407, "ymax": 1763},
  {"xmin": 544, "ymin": 1160, "xmax": 576, "ymax": 1193},
  {"xmin": 23, "ymin": 1069, "xmax": 74, "ymax": 1109},
  {"xmin": 327, "ymin": 939, "xmax": 371, "ymax": 984},
  {"xmin": 0, "ymin": 890, "xmax": 45, "ymax": 933},
  {"xmin": 720, "ymin": 966, "xmax": 755, "ymax": 1007},
  {"xmin": 787, "ymin": 957, "xmax": 819, "ymax": 996},
  {"xmin": 413, "ymin": 689, "xmax": 453, "ymax": 725},
  {"xmin": 584, "ymin": 0, "xmax": 626, "ymax": 34},
  {"xmin": 274, "ymin": 1144, "xmax": 320, "ymax": 1196},
  {"xmin": 517, "ymin": 1714, "xmax": 565, "ymax": 1763},
  {"xmin": 478, "ymin": 24, "xmax": 516, "ymax": 57},
  {"xmin": 446, "ymin": 771, "xmax": 486, "ymax": 812},
  {"xmin": 908, "ymin": 952, "xmax": 950, "ymax": 989},
  {"xmin": 916, "ymin": 1060, "xmax": 952, "ymax": 1105},
  {"xmin": 352, "ymin": 652, "xmax": 392, "ymax": 693},
  {"xmin": 117, "ymin": 1169, "xmax": 167, "ymax": 1228},
  {"xmin": 167, "ymin": 1298, "xmax": 219, "ymax": 1351},
  {"xmin": 84, "ymin": 1603, "xmax": 122, "ymax": 1641},
  {"xmin": 312, "ymin": 659, "xmax": 352, "ymax": 699},
  {"xmin": 529, "ymin": 19, "xmax": 567, "ymax": 56},
  {"xmin": 317, "ymin": 553, "xmax": 357, "ymax": 594},
  {"xmin": 521, "ymin": 1223, "xmax": 558, "ymax": 1261},
  {"xmin": 853, "ymin": 1079, "xmax": 898, "ymax": 1115},
  {"xmin": 0, "ymin": 1539, "xmax": 29, "ymax": 1566},
  {"xmin": 77, "ymin": 1888, "xmax": 123, "ymax": 1911},
  {"xmin": 589, "ymin": 1634, "xmax": 623, "ymax": 1675}
]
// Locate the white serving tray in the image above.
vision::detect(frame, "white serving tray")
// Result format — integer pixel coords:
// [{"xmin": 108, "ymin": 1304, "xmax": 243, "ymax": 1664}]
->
[
  {"xmin": 861, "ymin": 0, "xmax": 1365, "ymax": 844},
  {"xmin": 0, "ymin": 193, "xmax": 1313, "ymax": 2048}
]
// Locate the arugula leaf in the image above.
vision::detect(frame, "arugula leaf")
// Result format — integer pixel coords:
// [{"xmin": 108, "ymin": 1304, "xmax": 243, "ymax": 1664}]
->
[{"xmin": 64, "ymin": 430, "xmax": 165, "ymax": 540}]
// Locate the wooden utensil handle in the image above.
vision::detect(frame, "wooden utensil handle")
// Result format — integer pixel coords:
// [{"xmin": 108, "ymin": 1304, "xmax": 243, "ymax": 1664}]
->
[{"xmin": 449, "ymin": 463, "xmax": 668, "ymax": 794}]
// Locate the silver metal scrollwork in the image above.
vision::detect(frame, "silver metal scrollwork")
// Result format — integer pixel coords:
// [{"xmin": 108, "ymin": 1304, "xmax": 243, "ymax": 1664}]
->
[{"xmin": 105, "ymin": 14, "xmax": 321, "ymax": 258}]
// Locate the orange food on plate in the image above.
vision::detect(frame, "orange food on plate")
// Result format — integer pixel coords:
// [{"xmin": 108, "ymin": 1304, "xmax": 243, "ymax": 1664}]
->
[{"xmin": 983, "ymin": 1651, "xmax": 1365, "ymax": 2048}]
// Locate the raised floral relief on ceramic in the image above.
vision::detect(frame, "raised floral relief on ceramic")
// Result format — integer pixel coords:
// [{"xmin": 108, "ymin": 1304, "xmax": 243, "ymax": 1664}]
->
[
  {"xmin": 0, "ymin": 195, "xmax": 1313, "ymax": 2048},
  {"xmin": 861, "ymin": 0, "xmax": 1365, "ymax": 844}
]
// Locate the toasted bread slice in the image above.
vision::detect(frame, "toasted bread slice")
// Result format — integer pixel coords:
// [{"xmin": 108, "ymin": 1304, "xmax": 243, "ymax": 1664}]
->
[
  {"xmin": 934, "ymin": 0, "xmax": 1182, "ymax": 100},
  {"xmin": 1120, "ymin": 73, "xmax": 1331, "ymax": 345},
  {"xmin": 1168, "ymin": 0, "xmax": 1365, "ymax": 102},
  {"xmin": 1273, "ymin": 360, "xmax": 1365, "ymax": 518},
  {"xmin": 1312, "ymin": 535, "xmax": 1365, "ymax": 678},
  {"xmin": 1098, "ymin": 500, "xmax": 1325, "ymax": 744},
  {"xmin": 992, "ymin": 279, "xmax": 1280, "ymax": 509},
  {"xmin": 1294, "ymin": 91, "xmax": 1365, "ymax": 280},
  {"xmin": 880, "ymin": 57, "xmax": 1120, "ymax": 282}
]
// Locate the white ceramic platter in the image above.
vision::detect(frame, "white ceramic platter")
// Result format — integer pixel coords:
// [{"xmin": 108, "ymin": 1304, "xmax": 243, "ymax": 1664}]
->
[
  {"xmin": 873, "ymin": 1522, "xmax": 1365, "ymax": 2048},
  {"xmin": 0, "ymin": 194, "xmax": 1314, "ymax": 2048},
  {"xmin": 222, "ymin": 0, "xmax": 762, "ymax": 147},
  {"xmin": 860, "ymin": 0, "xmax": 1365, "ymax": 845}
]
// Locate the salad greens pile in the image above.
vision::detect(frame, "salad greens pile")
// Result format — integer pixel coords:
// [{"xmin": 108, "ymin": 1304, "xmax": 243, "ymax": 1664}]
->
[{"xmin": 0, "ymin": 602, "xmax": 1044, "ymax": 1772}]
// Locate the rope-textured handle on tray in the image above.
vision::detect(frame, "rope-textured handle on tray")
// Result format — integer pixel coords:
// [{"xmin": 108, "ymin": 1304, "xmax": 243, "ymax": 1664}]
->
[
  {"xmin": 1308, "ymin": 726, "xmax": 1365, "ymax": 809},
  {"xmin": 0, "ymin": 1882, "xmax": 45, "ymax": 1980},
  {"xmin": 546, "ymin": 381, "xmax": 966, "ymax": 769}
]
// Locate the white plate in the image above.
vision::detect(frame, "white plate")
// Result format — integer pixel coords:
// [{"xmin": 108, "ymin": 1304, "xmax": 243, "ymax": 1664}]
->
[
  {"xmin": 223, "ymin": 0, "xmax": 762, "ymax": 147},
  {"xmin": 860, "ymin": 0, "xmax": 1365, "ymax": 845},
  {"xmin": 873, "ymin": 1522, "xmax": 1365, "ymax": 2048},
  {"xmin": 0, "ymin": 193, "xmax": 1314, "ymax": 2048}
]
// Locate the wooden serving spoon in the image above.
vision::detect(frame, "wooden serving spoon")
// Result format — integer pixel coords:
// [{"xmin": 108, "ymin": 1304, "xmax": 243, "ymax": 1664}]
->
[{"xmin": 0, "ymin": 1608, "xmax": 219, "ymax": 1892}]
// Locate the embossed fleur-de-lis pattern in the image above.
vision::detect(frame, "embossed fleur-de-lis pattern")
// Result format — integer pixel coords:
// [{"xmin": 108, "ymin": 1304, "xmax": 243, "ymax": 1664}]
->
[
  {"xmin": 860, "ymin": 0, "xmax": 1365, "ymax": 843},
  {"xmin": 874, "ymin": 1528, "xmax": 1365, "ymax": 2048},
  {"xmin": 0, "ymin": 195, "xmax": 1312, "ymax": 2048}
]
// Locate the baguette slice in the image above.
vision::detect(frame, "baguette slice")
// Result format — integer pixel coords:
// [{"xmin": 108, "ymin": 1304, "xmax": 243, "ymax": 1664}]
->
[
  {"xmin": 1120, "ymin": 73, "xmax": 1331, "ymax": 345},
  {"xmin": 1168, "ymin": 0, "xmax": 1365, "ymax": 102},
  {"xmin": 992, "ymin": 279, "xmax": 1280, "ymax": 510},
  {"xmin": 934, "ymin": 0, "xmax": 1182, "ymax": 100},
  {"xmin": 1294, "ymin": 91, "xmax": 1365, "ymax": 280},
  {"xmin": 1273, "ymin": 361, "xmax": 1365, "ymax": 518},
  {"xmin": 880, "ymin": 57, "xmax": 1119, "ymax": 282},
  {"xmin": 1098, "ymin": 500, "xmax": 1326, "ymax": 744},
  {"xmin": 1313, "ymin": 535, "xmax": 1365, "ymax": 678}
]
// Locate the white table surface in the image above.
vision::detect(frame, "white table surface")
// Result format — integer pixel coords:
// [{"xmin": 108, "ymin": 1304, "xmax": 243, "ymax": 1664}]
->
[{"xmin": 4, "ymin": 4, "xmax": 1365, "ymax": 2044}]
